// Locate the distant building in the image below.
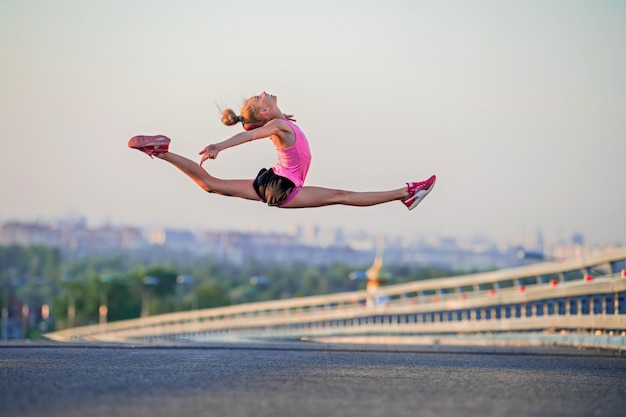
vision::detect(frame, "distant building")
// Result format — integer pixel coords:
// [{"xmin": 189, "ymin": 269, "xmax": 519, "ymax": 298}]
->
[
  {"xmin": 0, "ymin": 221, "xmax": 61, "ymax": 247},
  {"xmin": 0, "ymin": 218, "xmax": 607, "ymax": 270}
]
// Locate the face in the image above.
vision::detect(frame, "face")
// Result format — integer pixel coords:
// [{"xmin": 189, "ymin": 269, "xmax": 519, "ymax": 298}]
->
[
  {"xmin": 241, "ymin": 92, "xmax": 278, "ymax": 130},
  {"xmin": 246, "ymin": 91, "xmax": 277, "ymax": 112}
]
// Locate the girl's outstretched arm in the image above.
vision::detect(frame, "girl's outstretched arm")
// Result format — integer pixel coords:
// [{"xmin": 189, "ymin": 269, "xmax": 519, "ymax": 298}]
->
[
  {"xmin": 199, "ymin": 119, "xmax": 294, "ymax": 166},
  {"xmin": 199, "ymin": 130, "xmax": 258, "ymax": 165}
]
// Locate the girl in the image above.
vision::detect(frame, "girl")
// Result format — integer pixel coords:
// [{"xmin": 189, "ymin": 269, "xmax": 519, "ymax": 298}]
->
[{"xmin": 128, "ymin": 91, "xmax": 435, "ymax": 210}]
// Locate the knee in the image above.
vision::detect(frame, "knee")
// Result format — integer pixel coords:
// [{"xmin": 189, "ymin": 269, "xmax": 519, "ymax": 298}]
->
[
  {"xmin": 198, "ymin": 180, "xmax": 215, "ymax": 194},
  {"xmin": 332, "ymin": 190, "xmax": 351, "ymax": 204}
]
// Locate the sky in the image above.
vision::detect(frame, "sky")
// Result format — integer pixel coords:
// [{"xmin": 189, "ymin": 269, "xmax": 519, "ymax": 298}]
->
[{"xmin": 1, "ymin": 0, "xmax": 625, "ymax": 246}]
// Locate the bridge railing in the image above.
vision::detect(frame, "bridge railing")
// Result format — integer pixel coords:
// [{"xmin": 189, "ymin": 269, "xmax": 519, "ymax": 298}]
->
[{"xmin": 45, "ymin": 247, "xmax": 626, "ymax": 349}]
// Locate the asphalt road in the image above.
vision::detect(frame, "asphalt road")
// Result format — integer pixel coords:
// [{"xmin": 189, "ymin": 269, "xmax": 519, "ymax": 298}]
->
[{"xmin": 1, "ymin": 341, "xmax": 625, "ymax": 417}]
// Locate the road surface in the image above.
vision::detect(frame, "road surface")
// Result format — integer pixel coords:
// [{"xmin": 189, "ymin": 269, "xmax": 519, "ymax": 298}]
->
[{"xmin": 1, "ymin": 340, "xmax": 625, "ymax": 417}]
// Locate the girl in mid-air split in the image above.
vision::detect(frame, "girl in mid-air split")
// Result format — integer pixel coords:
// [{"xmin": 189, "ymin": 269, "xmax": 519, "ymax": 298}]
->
[{"xmin": 128, "ymin": 91, "xmax": 436, "ymax": 210}]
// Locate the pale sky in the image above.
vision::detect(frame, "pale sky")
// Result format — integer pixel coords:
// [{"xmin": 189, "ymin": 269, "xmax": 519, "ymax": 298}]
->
[{"xmin": 1, "ymin": 0, "xmax": 625, "ymax": 246}]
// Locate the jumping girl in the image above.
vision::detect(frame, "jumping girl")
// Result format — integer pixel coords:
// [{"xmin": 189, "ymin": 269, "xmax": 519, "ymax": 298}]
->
[{"xmin": 128, "ymin": 91, "xmax": 436, "ymax": 210}]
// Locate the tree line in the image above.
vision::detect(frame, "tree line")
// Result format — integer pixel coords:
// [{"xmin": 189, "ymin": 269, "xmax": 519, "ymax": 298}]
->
[{"xmin": 0, "ymin": 244, "xmax": 455, "ymax": 338}]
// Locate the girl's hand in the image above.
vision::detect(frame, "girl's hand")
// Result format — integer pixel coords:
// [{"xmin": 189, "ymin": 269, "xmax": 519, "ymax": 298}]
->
[{"xmin": 199, "ymin": 144, "xmax": 220, "ymax": 166}]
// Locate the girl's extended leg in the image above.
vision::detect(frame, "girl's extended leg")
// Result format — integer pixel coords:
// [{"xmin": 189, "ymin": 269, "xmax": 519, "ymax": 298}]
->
[
  {"xmin": 283, "ymin": 174, "xmax": 436, "ymax": 209},
  {"xmin": 157, "ymin": 152, "xmax": 259, "ymax": 201},
  {"xmin": 283, "ymin": 186, "xmax": 407, "ymax": 208}
]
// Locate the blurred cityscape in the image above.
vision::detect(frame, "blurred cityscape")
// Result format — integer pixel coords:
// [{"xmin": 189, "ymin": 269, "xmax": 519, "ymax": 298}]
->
[
  {"xmin": 0, "ymin": 217, "xmax": 620, "ymax": 270},
  {"xmin": 0, "ymin": 217, "xmax": 623, "ymax": 340}
]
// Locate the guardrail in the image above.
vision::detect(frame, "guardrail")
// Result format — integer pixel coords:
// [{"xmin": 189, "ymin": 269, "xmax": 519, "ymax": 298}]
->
[{"xmin": 45, "ymin": 247, "xmax": 626, "ymax": 350}]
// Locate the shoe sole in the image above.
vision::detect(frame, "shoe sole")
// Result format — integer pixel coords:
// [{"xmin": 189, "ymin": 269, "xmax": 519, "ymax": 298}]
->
[
  {"xmin": 128, "ymin": 135, "xmax": 170, "ymax": 149},
  {"xmin": 128, "ymin": 135, "xmax": 170, "ymax": 158}
]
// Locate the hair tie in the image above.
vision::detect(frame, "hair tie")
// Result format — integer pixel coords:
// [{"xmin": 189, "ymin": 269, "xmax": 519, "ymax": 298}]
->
[{"xmin": 237, "ymin": 115, "xmax": 243, "ymax": 123}]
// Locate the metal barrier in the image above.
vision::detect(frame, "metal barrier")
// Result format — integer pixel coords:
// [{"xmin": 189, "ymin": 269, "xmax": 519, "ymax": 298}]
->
[{"xmin": 45, "ymin": 247, "xmax": 626, "ymax": 350}]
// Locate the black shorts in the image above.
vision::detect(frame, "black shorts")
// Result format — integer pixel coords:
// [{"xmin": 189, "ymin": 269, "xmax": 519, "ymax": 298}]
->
[{"xmin": 253, "ymin": 168, "xmax": 296, "ymax": 207}]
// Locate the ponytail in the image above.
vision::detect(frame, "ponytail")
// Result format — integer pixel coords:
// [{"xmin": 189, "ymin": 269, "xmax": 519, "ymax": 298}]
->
[
  {"xmin": 221, "ymin": 108, "xmax": 240, "ymax": 126},
  {"xmin": 220, "ymin": 108, "xmax": 261, "ymax": 131}
]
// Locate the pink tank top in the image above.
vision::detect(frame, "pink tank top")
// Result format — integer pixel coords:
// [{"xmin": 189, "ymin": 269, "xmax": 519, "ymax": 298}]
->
[{"xmin": 271, "ymin": 120, "xmax": 311, "ymax": 187}]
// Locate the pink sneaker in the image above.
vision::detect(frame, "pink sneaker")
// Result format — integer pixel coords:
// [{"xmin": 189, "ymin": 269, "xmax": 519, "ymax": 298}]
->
[
  {"xmin": 128, "ymin": 135, "xmax": 170, "ymax": 158},
  {"xmin": 402, "ymin": 175, "xmax": 436, "ymax": 210}
]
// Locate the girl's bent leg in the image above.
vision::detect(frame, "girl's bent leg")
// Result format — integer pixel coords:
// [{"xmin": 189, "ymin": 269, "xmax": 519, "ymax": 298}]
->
[{"xmin": 157, "ymin": 152, "xmax": 259, "ymax": 201}]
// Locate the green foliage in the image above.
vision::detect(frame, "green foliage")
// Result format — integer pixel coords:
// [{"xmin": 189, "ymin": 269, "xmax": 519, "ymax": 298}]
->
[
  {"xmin": 196, "ymin": 281, "xmax": 230, "ymax": 309},
  {"xmin": 0, "ymin": 245, "xmax": 62, "ymax": 300},
  {"xmin": 1, "ymin": 244, "xmax": 458, "ymax": 338}
]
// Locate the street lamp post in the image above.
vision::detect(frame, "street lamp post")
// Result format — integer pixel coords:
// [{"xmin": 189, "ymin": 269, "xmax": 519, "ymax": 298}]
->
[
  {"xmin": 141, "ymin": 276, "xmax": 159, "ymax": 318},
  {"xmin": 1, "ymin": 268, "xmax": 18, "ymax": 340},
  {"xmin": 61, "ymin": 272, "xmax": 77, "ymax": 328},
  {"xmin": 21, "ymin": 304, "xmax": 29, "ymax": 340},
  {"xmin": 1, "ymin": 280, "xmax": 8, "ymax": 341},
  {"xmin": 67, "ymin": 296, "xmax": 76, "ymax": 328},
  {"xmin": 176, "ymin": 275, "xmax": 198, "ymax": 311},
  {"xmin": 99, "ymin": 274, "xmax": 113, "ymax": 325}
]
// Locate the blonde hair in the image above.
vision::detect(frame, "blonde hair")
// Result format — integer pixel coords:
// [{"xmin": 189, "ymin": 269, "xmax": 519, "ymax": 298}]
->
[{"xmin": 220, "ymin": 98, "xmax": 296, "ymax": 131}]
